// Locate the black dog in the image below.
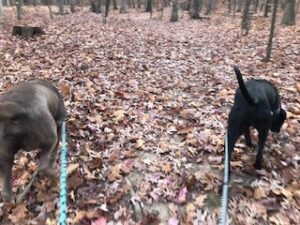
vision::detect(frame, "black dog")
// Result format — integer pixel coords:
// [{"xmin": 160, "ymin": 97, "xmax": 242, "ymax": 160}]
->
[{"xmin": 227, "ymin": 66, "xmax": 286, "ymax": 175}]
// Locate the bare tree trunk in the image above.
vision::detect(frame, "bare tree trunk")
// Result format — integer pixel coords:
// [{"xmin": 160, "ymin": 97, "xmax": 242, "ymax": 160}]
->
[
  {"xmin": 59, "ymin": 0, "xmax": 64, "ymax": 14},
  {"xmin": 281, "ymin": 0, "xmax": 296, "ymax": 25},
  {"xmin": 253, "ymin": 0, "xmax": 259, "ymax": 12},
  {"xmin": 241, "ymin": 0, "xmax": 251, "ymax": 34},
  {"xmin": 233, "ymin": 0, "xmax": 236, "ymax": 16},
  {"xmin": 137, "ymin": 0, "xmax": 141, "ymax": 8},
  {"xmin": 16, "ymin": 0, "xmax": 22, "ymax": 20},
  {"xmin": 170, "ymin": 0, "xmax": 178, "ymax": 21},
  {"xmin": 120, "ymin": 0, "xmax": 126, "ymax": 13},
  {"xmin": 237, "ymin": 0, "xmax": 243, "ymax": 12},
  {"xmin": 264, "ymin": 0, "xmax": 270, "ymax": 17},
  {"xmin": 48, "ymin": 0, "xmax": 53, "ymax": 19},
  {"xmin": 145, "ymin": 0, "xmax": 152, "ymax": 12},
  {"xmin": 205, "ymin": 0, "xmax": 213, "ymax": 14},
  {"xmin": 265, "ymin": 0, "xmax": 278, "ymax": 61},
  {"xmin": 228, "ymin": 0, "xmax": 231, "ymax": 13},
  {"xmin": 104, "ymin": 0, "xmax": 110, "ymax": 23},
  {"xmin": 6, "ymin": 0, "xmax": 11, "ymax": 7},
  {"xmin": 191, "ymin": 0, "xmax": 200, "ymax": 18},
  {"xmin": 70, "ymin": 0, "xmax": 75, "ymax": 13},
  {"xmin": 0, "ymin": 0, "xmax": 3, "ymax": 17},
  {"xmin": 113, "ymin": 0, "xmax": 118, "ymax": 9}
]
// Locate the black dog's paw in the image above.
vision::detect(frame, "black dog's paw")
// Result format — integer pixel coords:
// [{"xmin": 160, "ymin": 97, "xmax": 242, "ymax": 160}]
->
[{"xmin": 254, "ymin": 162, "xmax": 262, "ymax": 170}]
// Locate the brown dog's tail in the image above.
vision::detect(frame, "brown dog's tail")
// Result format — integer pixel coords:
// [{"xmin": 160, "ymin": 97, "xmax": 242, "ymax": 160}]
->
[{"xmin": 233, "ymin": 66, "xmax": 255, "ymax": 106}]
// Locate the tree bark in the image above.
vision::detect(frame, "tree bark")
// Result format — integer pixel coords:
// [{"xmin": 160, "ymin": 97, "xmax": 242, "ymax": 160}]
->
[
  {"xmin": 120, "ymin": 0, "xmax": 126, "ymax": 13},
  {"xmin": 16, "ymin": 0, "xmax": 22, "ymax": 20},
  {"xmin": 0, "ymin": 0, "xmax": 3, "ymax": 17},
  {"xmin": 170, "ymin": 0, "xmax": 178, "ymax": 21},
  {"xmin": 145, "ymin": 0, "xmax": 152, "ymax": 12},
  {"xmin": 265, "ymin": 0, "xmax": 278, "ymax": 61},
  {"xmin": 205, "ymin": 0, "xmax": 213, "ymax": 15},
  {"xmin": 48, "ymin": 0, "xmax": 53, "ymax": 19},
  {"xmin": 237, "ymin": 0, "xmax": 243, "ymax": 12},
  {"xmin": 241, "ymin": 0, "xmax": 251, "ymax": 34},
  {"xmin": 281, "ymin": 0, "xmax": 296, "ymax": 25},
  {"xmin": 191, "ymin": 0, "xmax": 200, "ymax": 18},
  {"xmin": 58, "ymin": 0, "xmax": 64, "ymax": 14},
  {"xmin": 113, "ymin": 0, "xmax": 117, "ymax": 9},
  {"xmin": 105, "ymin": 0, "xmax": 110, "ymax": 18},
  {"xmin": 264, "ymin": 0, "xmax": 270, "ymax": 17},
  {"xmin": 70, "ymin": 0, "xmax": 75, "ymax": 13}
]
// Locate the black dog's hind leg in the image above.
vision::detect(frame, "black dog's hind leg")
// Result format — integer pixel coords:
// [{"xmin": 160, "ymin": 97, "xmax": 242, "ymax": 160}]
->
[{"xmin": 254, "ymin": 127, "xmax": 269, "ymax": 170}]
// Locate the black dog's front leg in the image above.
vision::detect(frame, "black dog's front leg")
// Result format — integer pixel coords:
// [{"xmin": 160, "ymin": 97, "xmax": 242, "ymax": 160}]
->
[{"xmin": 254, "ymin": 128, "xmax": 269, "ymax": 170}]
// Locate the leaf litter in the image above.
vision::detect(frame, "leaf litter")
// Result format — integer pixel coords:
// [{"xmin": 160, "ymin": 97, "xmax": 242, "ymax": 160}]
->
[{"xmin": 0, "ymin": 6, "xmax": 299, "ymax": 225}]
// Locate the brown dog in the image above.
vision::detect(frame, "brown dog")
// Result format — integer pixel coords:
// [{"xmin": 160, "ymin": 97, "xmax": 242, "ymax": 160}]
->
[{"xmin": 0, "ymin": 79, "xmax": 66, "ymax": 202}]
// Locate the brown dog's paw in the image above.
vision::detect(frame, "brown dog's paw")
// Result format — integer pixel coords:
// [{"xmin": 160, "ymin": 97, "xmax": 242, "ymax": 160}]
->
[{"xmin": 2, "ymin": 191, "xmax": 13, "ymax": 202}]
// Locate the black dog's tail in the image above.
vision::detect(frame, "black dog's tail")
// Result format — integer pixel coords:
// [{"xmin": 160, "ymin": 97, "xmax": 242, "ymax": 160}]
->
[{"xmin": 233, "ymin": 66, "xmax": 255, "ymax": 106}]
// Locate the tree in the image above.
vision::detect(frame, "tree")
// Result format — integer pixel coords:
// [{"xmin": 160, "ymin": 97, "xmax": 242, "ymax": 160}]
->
[
  {"xmin": 58, "ymin": 0, "xmax": 64, "ymax": 14},
  {"xmin": 16, "ymin": 0, "xmax": 22, "ymax": 20},
  {"xmin": 264, "ymin": 0, "xmax": 271, "ymax": 17},
  {"xmin": 241, "ymin": 0, "xmax": 251, "ymax": 34},
  {"xmin": 104, "ymin": 0, "xmax": 110, "ymax": 23},
  {"xmin": 70, "ymin": 0, "xmax": 75, "ymax": 13},
  {"xmin": 265, "ymin": 0, "xmax": 278, "ymax": 61},
  {"xmin": 281, "ymin": 0, "xmax": 296, "ymax": 25},
  {"xmin": 205, "ymin": 0, "xmax": 213, "ymax": 15},
  {"xmin": 170, "ymin": 0, "xmax": 178, "ymax": 22},
  {"xmin": 145, "ymin": 0, "xmax": 152, "ymax": 12},
  {"xmin": 0, "ymin": 0, "xmax": 3, "ymax": 17},
  {"xmin": 113, "ymin": 0, "xmax": 118, "ymax": 9},
  {"xmin": 47, "ymin": 0, "xmax": 53, "ymax": 19},
  {"xmin": 120, "ymin": 0, "xmax": 126, "ymax": 13},
  {"xmin": 191, "ymin": 0, "xmax": 201, "ymax": 19}
]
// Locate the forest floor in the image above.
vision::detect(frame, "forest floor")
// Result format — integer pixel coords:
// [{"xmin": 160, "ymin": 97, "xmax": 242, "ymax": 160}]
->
[{"xmin": 0, "ymin": 6, "xmax": 300, "ymax": 225}]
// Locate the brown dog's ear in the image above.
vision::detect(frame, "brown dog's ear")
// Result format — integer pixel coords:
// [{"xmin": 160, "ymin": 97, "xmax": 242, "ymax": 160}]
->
[{"xmin": 0, "ymin": 102, "xmax": 26, "ymax": 120}]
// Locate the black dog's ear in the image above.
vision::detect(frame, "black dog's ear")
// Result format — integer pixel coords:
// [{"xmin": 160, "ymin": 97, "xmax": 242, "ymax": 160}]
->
[{"xmin": 0, "ymin": 102, "xmax": 26, "ymax": 121}]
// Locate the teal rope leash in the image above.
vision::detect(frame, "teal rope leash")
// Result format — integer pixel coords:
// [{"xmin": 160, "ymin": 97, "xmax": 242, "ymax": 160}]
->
[
  {"xmin": 59, "ymin": 121, "xmax": 68, "ymax": 225},
  {"xmin": 219, "ymin": 131, "xmax": 229, "ymax": 225}
]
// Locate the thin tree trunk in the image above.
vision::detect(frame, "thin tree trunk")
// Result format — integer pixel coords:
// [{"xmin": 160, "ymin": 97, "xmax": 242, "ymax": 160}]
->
[
  {"xmin": 205, "ymin": 0, "xmax": 213, "ymax": 15},
  {"xmin": 233, "ymin": 0, "xmax": 236, "ymax": 17},
  {"xmin": 137, "ymin": 0, "xmax": 141, "ymax": 8},
  {"xmin": 265, "ymin": 0, "xmax": 278, "ymax": 61},
  {"xmin": 70, "ymin": 0, "xmax": 75, "ymax": 13},
  {"xmin": 170, "ymin": 0, "xmax": 178, "ymax": 21},
  {"xmin": 16, "ymin": 0, "xmax": 22, "ymax": 20},
  {"xmin": 281, "ymin": 0, "xmax": 296, "ymax": 25},
  {"xmin": 59, "ymin": 0, "xmax": 64, "ymax": 14},
  {"xmin": 191, "ymin": 0, "xmax": 200, "ymax": 18},
  {"xmin": 0, "ymin": 0, "xmax": 3, "ymax": 17},
  {"xmin": 6, "ymin": 0, "xmax": 11, "ymax": 7},
  {"xmin": 264, "ymin": 0, "xmax": 270, "ymax": 17},
  {"xmin": 237, "ymin": 0, "xmax": 243, "ymax": 12},
  {"xmin": 145, "ymin": 0, "xmax": 152, "ymax": 12},
  {"xmin": 104, "ymin": 0, "xmax": 110, "ymax": 23},
  {"xmin": 48, "ymin": 0, "xmax": 53, "ymax": 19},
  {"xmin": 113, "ymin": 0, "xmax": 117, "ymax": 9},
  {"xmin": 120, "ymin": 0, "xmax": 126, "ymax": 13},
  {"xmin": 241, "ymin": 0, "xmax": 251, "ymax": 34}
]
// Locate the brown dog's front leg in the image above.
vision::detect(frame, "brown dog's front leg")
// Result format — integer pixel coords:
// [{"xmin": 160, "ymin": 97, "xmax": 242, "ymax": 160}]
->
[
  {"xmin": 15, "ymin": 170, "xmax": 39, "ymax": 203},
  {"xmin": 16, "ymin": 138, "xmax": 58, "ymax": 203},
  {"xmin": 1, "ymin": 158, "xmax": 14, "ymax": 202}
]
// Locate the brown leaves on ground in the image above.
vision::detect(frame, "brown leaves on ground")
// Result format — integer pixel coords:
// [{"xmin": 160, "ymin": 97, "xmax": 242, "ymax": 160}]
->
[{"xmin": 0, "ymin": 5, "xmax": 299, "ymax": 225}]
